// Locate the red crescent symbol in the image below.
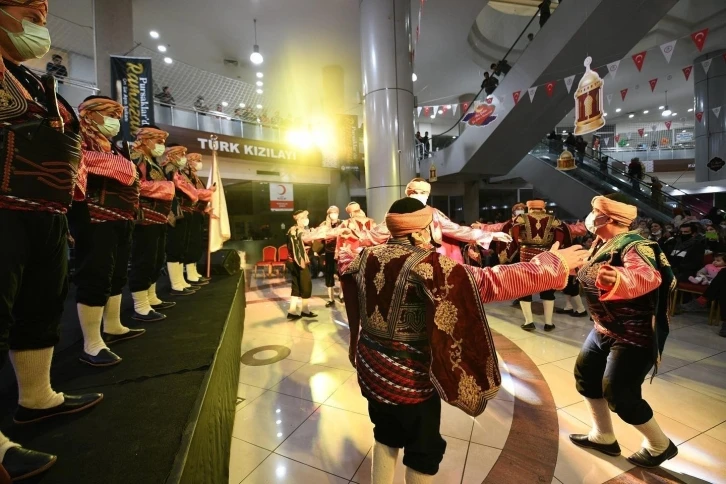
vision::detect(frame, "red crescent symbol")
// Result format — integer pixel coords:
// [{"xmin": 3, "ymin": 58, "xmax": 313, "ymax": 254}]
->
[
  {"xmin": 695, "ymin": 33, "xmax": 703, "ymax": 41},
  {"xmin": 278, "ymin": 184, "xmax": 286, "ymax": 195}
]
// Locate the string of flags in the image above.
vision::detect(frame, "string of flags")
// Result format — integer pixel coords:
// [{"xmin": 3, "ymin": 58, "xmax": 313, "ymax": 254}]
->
[{"xmin": 416, "ymin": 26, "xmax": 719, "ymax": 120}]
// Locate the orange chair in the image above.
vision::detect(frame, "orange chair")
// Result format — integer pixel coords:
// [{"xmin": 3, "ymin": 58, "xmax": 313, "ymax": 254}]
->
[
  {"xmin": 254, "ymin": 245, "xmax": 277, "ymax": 277},
  {"xmin": 270, "ymin": 245, "xmax": 288, "ymax": 275}
]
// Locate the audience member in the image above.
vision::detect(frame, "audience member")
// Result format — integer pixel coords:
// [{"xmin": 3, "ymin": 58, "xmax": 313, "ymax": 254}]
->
[
  {"xmin": 696, "ymin": 267, "xmax": 726, "ymax": 336},
  {"xmin": 669, "ymin": 222, "xmax": 706, "ymax": 282},
  {"xmin": 194, "ymin": 95, "xmax": 209, "ymax": 112},
  {"xmin": 689, "ymin": 253, "xmax": 725, "ymax": 285},
  {"xmin": 46, "ymin": 53, "xmax": 68, "ymax": 78},
  {"xmin": 627, "ymin": 157, "xmax": 644, "ymax": 191},
  {"xmin": 155, "ymin": 86, "xmax": 175, "ymax": 105}
]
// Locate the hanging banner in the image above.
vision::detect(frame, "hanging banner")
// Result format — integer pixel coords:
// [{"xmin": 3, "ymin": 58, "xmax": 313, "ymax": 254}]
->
[
  {"xmin": 110, "ymin": 55, "xmax": 154, "ymax": 142},
  {"xmin": 637, "ymin": 128, "xmax": 645, "ymax": 137},
  {"xmin": 461, "ymin": 101, "xmax": 497, "ymax": 127},
  {"xmin": 696, "ymin": 111, "xmax": 704, "ymax": 122},
  {"xmin": 713, "ymin": 106, "xmax": 721, "ymax": 118},
  {"xmin": 691, "ymin": 28, "xmax": 709, "ymax": 52},
  {"xmin": 702, "ymin": 58, "xmax": 712, "ymax": 74},
  {"xmin": 564, "ymin": 75, "xmax": 575, "ymax": 93},
  {"xmin": 632, "ymin": 51, "xmax": 647, "ymax": 71},
  {"xmin": 545, "ymin": 81, "xmax": 555, "ymax": 97},
  {"xmin": 528, "ymin": 86, "xmax": 537, "ymax": 102},
  {"xmin": 620, "ymin": 88, "xmax": 628, "ymax": 101},
  {"xmin": 270, "ymin": 183, "xmax": 294, "ymax": 211},
  {"xmin": 682, "ymin": 65, "xmax": 693, "ymax": 80},
  {"xmin": 512, "ymin": 90, "xmax": 521, "ymax": 104},
  {"xmin": 665, "ymin": 121, "xmax": 672, "ymax": 129},
  {"xmin": 660, "ymin": 40, "xmax": 677, "ymax": 63},
  {"xmin": 649, "ymin": 78, "xmax": 658, "ymax": 92},
  {"xmin": 607, "ymin": 60, "xmax": 620, "ymax": 79},
  {"xmin": 606, "ymin": 93, "xmax": 613, "ymax": 105},
  {"xmin": 335, "ymin": 114, "xmax": 360, "ymax": 167}
]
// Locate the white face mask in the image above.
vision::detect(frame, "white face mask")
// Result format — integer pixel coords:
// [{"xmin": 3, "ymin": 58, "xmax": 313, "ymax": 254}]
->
[
  {"xmin": 514, "ymin": 210, "xmax": 524, "ymax": 216},
  {"xmin": 0, "ymin": 9, "xmax": 51, "ymax": 60},
  {"xmin": 151, "ymin": 143, "xmax": 165, "ymax": 157},
  {"xmin": 177, "ymin": 156, "xmax": 187, "ymax": 168},
  {"xmin": 329, "ymin": 213, "xmax": 338, "ymax": 221},
  {"xmin": 298, "ymin": 218, "xmax": 309, "ymax": 228},
  {"xmin": 585, "ymin": 212, "xmax": 609, "ymax": 234},
  {"xmin": 97, "ymin": 116, "xmax": 120, "ymax": 138},
  {"xmin": 194, "ymin": 161, "xmax": 203, "ymax": 171},
  {"xmin": 410, "ymin": 193, "xmax": 429, "ymax": 205}
]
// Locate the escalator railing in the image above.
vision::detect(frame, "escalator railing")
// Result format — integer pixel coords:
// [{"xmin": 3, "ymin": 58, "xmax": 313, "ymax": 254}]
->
[{"xmin": 529, "ymin": 142, "xmax": 708, "ymax": 220}]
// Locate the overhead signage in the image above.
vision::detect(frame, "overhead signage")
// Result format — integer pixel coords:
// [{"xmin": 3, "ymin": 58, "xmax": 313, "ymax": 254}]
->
[
  {"xmin": 270, "ymin": 183, "xmax": 294, "ymax": 211},
  {"xmin": 110, "ymin": 55, "xmax": 154, "ymax": 141},
  {"xmin": 160, "ymin": 125, "xmax": 323, "ymax": 166}
]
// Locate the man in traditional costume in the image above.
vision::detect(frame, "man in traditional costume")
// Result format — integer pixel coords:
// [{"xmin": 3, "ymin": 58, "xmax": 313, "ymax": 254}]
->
[
  {"xmin": 320, "ymin": 206, "xmax": 342, "ymax": 307},
  {"xmin": 335, "ymin": 201, "xmax": 377, "ymax": 267},
  {"xmin": 182, "ymin": 153, "xmax": 214, "ymax": 285},
  {"xmin": 569, "ymin": 195, "xmax": 678, "ymax": 468},
  {"xmin": 512, "ymin": 200, "xmax": 587, "ymax": 331},
  {"xmin": 341, "ymin": 197, "xmax": 587, "ymax": 483},
  {"xmin": 287, "ymin": 210, "xmax": 328, "ymax": 319},
  {"xmin": 161, "ymin": 145, "xmax": 199, "ymax": 295},
  {"xmin": 72, "ymin": 96, "xmax": 145, "ymax": 367},
  {"xmin": 128, "ymin": 126, "xmax": 176, "ymax": 319},
  {"xmin": 0, "ymin": 0, "xmax": 102, "ymax": 478}
]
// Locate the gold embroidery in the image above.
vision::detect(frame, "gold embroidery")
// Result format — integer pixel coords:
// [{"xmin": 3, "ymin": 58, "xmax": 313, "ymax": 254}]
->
[
  {"xmin": 438, "ymin": 255, "xmax": 456, "ymax": 277},
  {"xmin": 457, "ymin": 371, "xmax": 485, "ymax": 411},
  {"xmin": 413, "ymin": 262, "xmax": 434, "ymax": 280},
  {"xmin": 434, "ymin": 300, "xmax": 457, "ymax": 335},
  {"xmin": 370, "ymin": 245, "xmax": 410, "ymax": 294},
  {"xmin": 659, "ymin": 252, "xmax": 670, "ymax": 267},
  {"xmin": 374, "ymin": 271, "xmax": 386, "ymax": 293},
  {"xmin": 636, "ymin": 244, "xmax": 656, "ymax": 262},
  {"xmin": 367, "ymin": 306, "xmax": 387, "ymax": 331}
]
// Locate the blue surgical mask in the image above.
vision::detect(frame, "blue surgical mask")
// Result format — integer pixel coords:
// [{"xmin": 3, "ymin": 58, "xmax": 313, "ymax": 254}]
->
[{"xmin": 0, "ymin": 9, "xmax": 51, "ymax": 60}]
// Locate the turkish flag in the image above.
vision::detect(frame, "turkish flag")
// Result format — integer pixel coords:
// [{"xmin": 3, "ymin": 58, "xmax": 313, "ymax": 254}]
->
[
  {"xmin": 638, "ymin": 128, "xmax": 645, "ymax": 137},
  {"xmin": 683, "ymin": 66, "xmax": 693, "ymax": 81},
  {"xmin": 691, "ymin": 28, "xmax": 709, "ymax": 52},
  {"xmin": 512, "ymin": 90, "xmax": 521, "ymax": 104},
  {"xmin": 615, "ymin": 134, "xmax": 621, "ymax": 143},
  {"xmin": 696, "ymin": 111, "xmax": 704, "ymax": 122},
  {"xmin": 665, "ymin": 121, "xmax": 672, "ymax": 130},
  {"xmin": 649, "ymin": 78, "xmax": 658, "ymax": 92},
  {"xmin": 545, "ymin": 81, "xmax": 555, "ymax": 97},
  {"xmin": 632, "ymin": 51, "xmax": 647, "ymax": 71},
  {"xmin": 423, "ymin": 106, "xmax": 430, "ymax": 116},
  {"xmin": 620, "ymin": 89, "xmax": 628, "ymax": 101},
  {"xmin": 462, "ymin": 102, "xmax": 470, "ymax": 112}
]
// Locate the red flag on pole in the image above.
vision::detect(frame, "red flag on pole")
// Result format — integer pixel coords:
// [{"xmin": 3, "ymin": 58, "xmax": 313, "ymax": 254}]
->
[
  {"xmin": 637, "ymin": 128, "xmax": 645, "ymax": 137},
  {"xmin": 620, "ymin": 89, "xmax": 628, "ymax": 101},
  {"xmin": 665, "ymin": 121, "xmax": 672, "ymax": 130},
  {"xmin": 695, "ymin": 111, "xmax": 704, "ymax": 122},
  {"xmin": 691, "ymin": 28, "xmax": 709, "ymax": 52},
  {"xmin": 632, "ymin": 51, "xmax": 647, "ymax": 71},
  {"xmin": 649, "ymin": 78, "xmax": 658, "ymax": 92},
  {"xmin": 682, "ymin": 66, "xmax": 693, "ymax": 81},
  {"xmin": 512, "ymin": 90, "xmax": 521, "ymax": 105},
  {"xmin": 545, "ymin": 81, "xmax": 555, "ymax": 97}
]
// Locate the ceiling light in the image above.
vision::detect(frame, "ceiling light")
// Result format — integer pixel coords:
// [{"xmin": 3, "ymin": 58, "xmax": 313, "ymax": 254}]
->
[
  {"xmin": 644, "ymin": 134, "xmax": 648, "ymax": 137},
  {"xmin": 628, "ymin": 113, "xmax": 634, "ymax": 118},
  {"xmin": 453, "ymin": 136, "xmax": 457, "ymax": 139},
  {"xmin": 603, "ymin": 113, "xmax": 608, "ymax": 116},
  {"xmin": 256, "ymin": 89, "xmax": 263, "ymax": 94},
  {"xmin": 163, "ymin": 57, "xmax": 173, "ymax": 64},
  {"xmin": 256, "ymin": 81, "xmax": 263, "ymax": 87},
  {"xmin": 239, "ymin": 103, "xmax": 246, "ymax": 108},
  {"xmin": 688, "ymin": 108, "xmax": 693, "ymax": 112},
  {"xmin": 256, "ymin": 72, "xmax": 264, "ymax": 78},
  {"xmin": 430, "ymin": 114, "xmax": 435, "ymax": 119},
  {"xmin": 615, "ymin": 108, "xmax": 622, "ymax": 113},
  {"xmin": 256, "ymin": 104, "xmax": 262, "ymax": 109},
  {"xmin": 149, "ymin": 31, "xmax": 159, "ymax": 39},
  {"xmin": 250, "ymin": 19, "xmax": 264, "ymax": 65},
  {"xmin": 643, "ymin": 110, "xmax": 649, "ymax": 114},
  {"xmin": 221, "ymin": 101, "xmax": 229, "ymax": 107},
  {"xmin": 157, "ymin": 45, "xmax": 167, "ymax": 53},
  {"xmin": 682, "ymin": 129, "xmax": 687, "ymax": 133},
  {"xmin": 412, "ymin": 73, "xmax": 417, "ymax": 82},
  {"xmin": 446, "ymin": 105, "xmax": 452, "ymax": 109},
  {"xmin": 658, "ymin": 106, "xmax": 665, "ymax": 110},
  {"xmin": 671, "ymin": 112, "xmax": 677, "ymax": 116},
  {"xmin": 437, "ymin": 109, "xmax": 443, "ymax": 114}
]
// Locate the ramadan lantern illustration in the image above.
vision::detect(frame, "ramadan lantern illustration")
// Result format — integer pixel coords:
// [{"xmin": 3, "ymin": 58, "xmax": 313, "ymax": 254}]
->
[
  {"xmin": 557, "ymin": 149, "xmax": 576, "ymax": 171},
  {"xmin": 574, "ymin": 57, "xmax": 605, "ymax": 135}
]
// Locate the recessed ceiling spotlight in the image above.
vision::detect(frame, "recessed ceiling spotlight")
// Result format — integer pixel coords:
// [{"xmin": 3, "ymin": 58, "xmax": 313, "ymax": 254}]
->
[
  {"xmin": 256, "ymin": 89, "xmax": 263, "ymax": 94},
  {"xmin": 682, "ymin": 129, "xmax": 687, "ymax": 133},
  {"xmin": 256, "ymin": 104, "xmax": 263, "ymax": 109},
  {"xmin": 628, "ymin": 113, "xmax": 635, "ymax": 118},
  {"xmin": 239, "ymin": 103, "xmax": 246, "ymax": 108},
  {"xmin": 412, "ymin": 73, "xmax": 417, "ymax": 82},
  {"xmin": 221, "ymin": 101, "xmax": 229, "ymax": 107},
  {"xmin": 687, "ymin": 108, "xmax": 693, "ymax": 112},
  {"xmin": 430, "ymin": 114, "xmax": 435, "ymax": 119},
  {"xmin": 256, "ymin": 81, "xmax": 263, "ymax": 87},
  {"xmin": 671, "ymin": 112, "xmax": 677, "ymax": 116},
  {"xmin": 643, "ymin": 110, "xmax": 649, "ymax": 114},
  {"xmin": 163, "ymin": 57, "xmax": 173, "ymax": 64},
  {"xmin": 150, "ymin": 31, "xmax": 159, "ymax": 39},
  {"xmin": 644, "ymin": 133, "xmax": 648, "ymax": 137},
  {"xmin": 658, "ymin": 105, "xmax": 664, "ymax": 110},
  {"xmin": 256, "ymin": 72, "xmax": 263, "ymax": 78},
  {"xmin": 615, "ymin": 108, "xmax": 622, "ymax": 113},
  {"xmin": 603, "ymin": 112, "xmax": 608, "ymax": 116},
  {"xmin": 158, "ymin": 45, "xmax": 167, "ymax": 53}
]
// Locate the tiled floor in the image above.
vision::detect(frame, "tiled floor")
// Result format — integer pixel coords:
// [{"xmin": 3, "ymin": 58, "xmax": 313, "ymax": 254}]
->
[{"xmin": 232, "ymin": 277, "xmax": 726, "ymax": 483}]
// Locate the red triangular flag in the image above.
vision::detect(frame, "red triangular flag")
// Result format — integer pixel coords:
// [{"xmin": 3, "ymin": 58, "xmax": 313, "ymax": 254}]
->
[
  {"xmin": 615, "ymin": 134, "xmax": 621, "ymax": 143},
  {"xmin": 423, "ymin": 106, "xmax": 430, "ymax": 116},
  {"xmin": 695, "ymin": 111, "xmax": 704, "ymax": 122},
  {"xmin": 649, "ymin": 78, "xmax": 658, "ymax": 92},
  {"xmin": 637, "ymin": 128, "xmax": 645, "ymax": 137},
  {"xmin": 545, "ymin": 81, "xmax": 555, "ymax": 97},
  {"xmin": 462, "ymin": 102, "xmax": 470, "ymax": 112},
  {"xmin": 665, "ymin": 121, "xmax": 672, "ymax": 130},
  {"xmin": 691, "ymin": 28, "xmax": 709, "ymax": 52},
  {"xmin": 683, "ymin": 65, "xmax": 693, "ymax": 81},
  {"xmin": 512, "ymin": 90, "xmax": 521, "ymax": 105},
  {"xmin": 620, "ymin": 88, "xmax": 628, "ymax": 101},
  {"xmin": 632, "ymin": 51, "xmax": 647, "ymax": 71}
]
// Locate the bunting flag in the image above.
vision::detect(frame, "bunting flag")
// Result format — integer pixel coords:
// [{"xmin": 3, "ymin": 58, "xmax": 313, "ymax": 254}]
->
[
  {"xmin": 695, "ymin": 111, "xmax": 704, "ymax": 122},
  {"xmin": 660, "ymin": 40, "xmax": 677, "ymax": 63},
  {"xmin": 649, "ymin": 78, "xmax": 658, "ymax": 92},
  {"xmin": 620, "ymin": 88, "xmax": 628, "ymax": 101},
  {"xmin": 606, "ymin": 93, "xmax": 613, "ymax": 105},
  {"xmin": 512, "ymin": 90, "xmax": 521, "ymax": 104},
  {"xmin": 614, "ymin": 134, "xmax": 621, "ymax": 143},
  {"xmin": 632, "ymin": 51, "xmax": 647, "ymax": 71},
  {"xmin": 462, "ymin": 102, "xmax": 470, "ymax": 112},
  {"xmin": 702, "ymin": 58, "xmax": 712, "ymax": 74},
  {"xmin": 528, "ymin": 86, "xmax": 537, "ymax": 102},
  {"xmin": 545, "ymin": 81, "xmax": 555, "ymax": 97},
  {"xmin": 431, "ymin": 105, "xmax": 438, "ymax": 118},
  {"xmin": 423, "ymin": 106, "xmax": 430, "ymax": 116},
  {"xmin": 713, "ymin": 106, "xmax": 722, "ymax": 118},
  {"xmin": 665, "ymin": 121, "xmax": 672, "ymax": 130},
  {"xmin": 603, "ymin": 137, "xmax": 610, "ymax": 145},
  {"xmin": 564, "ymin": 75, "xmax": 575, "ymax": 93},
  {"xmin": 416, "ymin": 106, "xmax": 422, "ymax": 117},
  {"xmin": 637, "ymin": 128, "xmax": 645, "ymax": 137},
  {"xmin": 452, "ymin": 104, "xmax": 458, "ymax": 116},
  {"xmin": 683, "ymin": 65, "xmax": 693, "ymax": 81},
  {"xmin": 691, "ymin": 28, "xmax": 709, "ymax": 52},
  {"xmin": 607, "ymin": 60, "xmax": 620, "ymax": 79}
]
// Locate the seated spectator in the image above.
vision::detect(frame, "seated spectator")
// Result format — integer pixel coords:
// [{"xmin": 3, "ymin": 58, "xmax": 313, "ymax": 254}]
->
[
  {"xmin": 46, "ymin": 53, "xmax": 68, "ymax": 78},
  {"xmin": 194, "ymin": 95, "xmax": 209, "ymax": 112},
  {"xmin": 689, "ymin": 253, "xmax": 725, "ymax": 285},
  {"xmin": 696, "ymin": 268, "xmax": 726, "ymax": 336},
  {"xmin": 669, "ymin": 222, "xmax": 706, "ymax": 282},
  {"xmin": 155, "ymin": 86, "xmax": 175, "ymax": 105},
  {"xmin": 649, "ymin": 222, "xmax": 666, "ymax": 243},
  {"xmin": 705, "ymin": 224, "xmax": 723, "ymax": 252}
]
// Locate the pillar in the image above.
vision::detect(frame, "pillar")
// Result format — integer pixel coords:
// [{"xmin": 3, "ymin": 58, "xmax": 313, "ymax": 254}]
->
[
  {"xmin": 360, "ymin": 0, "xmax": 416, "ymax": 222},
  {"xmin": 694, "ymin": 48, "xmax": 726, "ymax": 183},
  {"xmin": 464, "ymin": 181, "xmax": 480, "ymax": 224},
  {"xmin": 93, "ymin": 0, "xmax": 135, "ymax": 96}
]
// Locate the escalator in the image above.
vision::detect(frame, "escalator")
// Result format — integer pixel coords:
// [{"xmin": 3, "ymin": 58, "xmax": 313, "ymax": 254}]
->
[
  {"xmin": 420, "ymin": 0, "xmax": 679, "ymax": 180},
  {"xmin": 503, "ymin": 142, "xmax": 708, "ymax": 221}
]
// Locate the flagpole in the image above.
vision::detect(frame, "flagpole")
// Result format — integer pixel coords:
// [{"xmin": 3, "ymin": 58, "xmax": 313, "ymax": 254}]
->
[{"xmin": 206, "ymin": 134, "xmax": 218, "ymax": 279}]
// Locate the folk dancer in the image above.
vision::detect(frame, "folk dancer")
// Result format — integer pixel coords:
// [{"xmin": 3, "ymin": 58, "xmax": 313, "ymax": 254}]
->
[
  {"xmin": 341, "ymin": 198, "xmax": 588, "ymax": 483},
  {"xmin": 161, "ymin": 145, "xmax": 199, "ymax": 295},
  {"xmin": 569, "ymin": 195, "xmax": 678, "ymax": 468},
  {"xmin": 128, "ymin": 126, "xmax": 176, "ymax": 319},
  {"xmin": 320, "ymin": 206, "xmax": 342, "ymax": 307},
  {"xmin": 0, "ymin": 0, "xmax": 102, "ymax": 478},
  {"xmin": 182, "ymin": 153, "xmax": 215, "ymax": 285},
  {"xmin": 286, "ymin": 210, "xmax": 329, "ymax": 319},
  {"xmin": 72, "ymin": 96, "xmax": 145, "ymax": 368}
]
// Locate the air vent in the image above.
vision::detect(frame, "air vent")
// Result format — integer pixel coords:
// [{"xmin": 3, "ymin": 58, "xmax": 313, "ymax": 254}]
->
[
  {"xmin": 223, "ymin": 59, "xmax": 239, "ymax": 67},
  {"xmin": 257, "ymin": 170, "xmax": 280, "ymax": 176}
]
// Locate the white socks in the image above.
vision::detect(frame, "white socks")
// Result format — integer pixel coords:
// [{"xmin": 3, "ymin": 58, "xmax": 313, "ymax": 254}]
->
[
  {"xmin": 520, "ymin": 301, "xmax": 533, "ymax": 324},
  {"xmin": 327, "ymin": 287, "xmax": 335, "ymax": 302},
  {"xmin": 168, "ymin": 262, "xmax": 188, "ymax": 291},
  {"xmin": 584, "ymin": 397, "xmax": 616, "ymax": 445},
  {"xmin": 103, "ymin": 294, "xmax": 129, "ymax": 336},
  {"xmin": 635, "ymin": 418, "xmax": 670, "ymax": 456},
  {"xmin": 186, "ymin": 263, "xmax": 200, "ymax": 282},
  {"xmin": 289, "ymin": 297, "xmax": 301, "ymax": 315},
  {"xmin": 302, "ymin": 298, "xmax": 310, "ymax": 314},
  {"xmin": 564, "ymin": 296, "xmax": 573, "ymax": 311},
  {"xmin": 148, "ymin": 283, "xmax": 163, "ymax": 306},
  {"xmin": 572, "ymin": 295, "xmax": 586, "ymax": 313},
  {"xmin": 405, "ymin": 467, "xmax": 433, "ymax": 484},
  {"xmin": 9, "ymin": 348, "xmax": 64, "ymax": 409},
  {"xmin": 371, "ymin": 441, "xmax": 398, "ymax": 484},
  {"xmin": 0, "ymin": 432, "xmax": 19, "ymax": 463},
  {"xmin": 133, "ymin": 290, "xmax": 153, "ymax": 315},
  {"xmin": 77, "ymin": 303, "xmax": 107, "ymax": 356},
  {"xmin": 543, "ymin": 300, "xmax": 555, "ymax": 325}
]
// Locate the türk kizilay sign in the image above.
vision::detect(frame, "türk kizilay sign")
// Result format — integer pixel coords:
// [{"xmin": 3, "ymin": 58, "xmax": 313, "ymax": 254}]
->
[{"xmin": 197, "ymin": 138, "xmax": 298, "ymax": 161}]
